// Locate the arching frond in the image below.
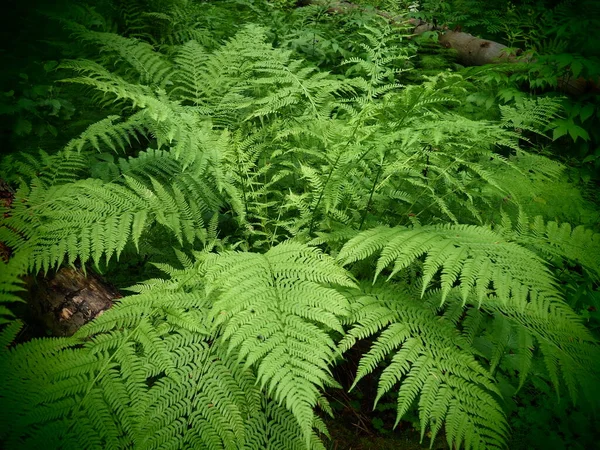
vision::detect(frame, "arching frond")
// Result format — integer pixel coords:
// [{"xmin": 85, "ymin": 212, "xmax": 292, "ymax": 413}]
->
[
  {"xmin": 340, "ymin": 283, "xmax": 509, "ymax": 450},
  {"xmin": 337, "ymin": 224, "xmax": 563, "ymax": 311},
  {"xmin": 205, "ymin": 242, "xmax": 355, "ymax": 445}
]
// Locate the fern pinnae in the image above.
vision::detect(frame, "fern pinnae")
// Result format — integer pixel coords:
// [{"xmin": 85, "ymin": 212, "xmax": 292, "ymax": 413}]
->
[
  {"xmin": 342, "ymin": 283, "xmax": 507, "ymax": 449},
  {"xmin": 172, "ymin": 39, "xmax": 210, "ymax": 106},
  {"xmin": 2, "ymin": 6, "xmax": 598, "ymax": 449},
  {"xmin": 339, "ymin": 224, "xmax": 561, "ymax": 311},
  {"xmin": 358, "ymin": 154, "xmax": 384, "ymax": 230},
  {"xmin": 72, "ymin": 28, "xmax": 173, "ymax": 86},
  {"xmin": 336, "ymin": 225, "xmax": 395, "ymax": 266},
  {"xmin": 205, "ymin": 242, "xmax": 354, "ymax": 445}
]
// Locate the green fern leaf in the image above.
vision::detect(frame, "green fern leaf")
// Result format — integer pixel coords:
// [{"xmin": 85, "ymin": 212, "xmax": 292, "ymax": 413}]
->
[
  {"xmin": 205, "ymin": 242, "xmax": 354, "ymax": 445},
  {"xmin": 341, "ymin": 283, "xmax": 508, "ymax": 450},
  {"xmin": 338, "ymin": 224, "xmax": 560, "ymax": 309}
]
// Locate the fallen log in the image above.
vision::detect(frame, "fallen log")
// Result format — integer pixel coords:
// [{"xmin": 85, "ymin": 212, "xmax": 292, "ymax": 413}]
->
[
  {"xmin": 302, "ymin": 0, "xmax": 599, "ymax": 96},
  {"xmin": 29, "ymin": 266, "xmax": 120, "ymax": 337},
  {"xmin": 1, "ymin": 179, "xmax": 121, "ymax": 337}
]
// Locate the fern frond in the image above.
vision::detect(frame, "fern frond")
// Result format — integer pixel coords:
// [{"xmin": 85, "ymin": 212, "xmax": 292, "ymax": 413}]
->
[
  {"xmin": 1, "ymin": 149, "xmax": 89, "ymax": 187},
  {"xmin": 115, "ymin": 0, "xmax": 154, "ymax": 40},
  {"xmin": 71, "ymin": 28, "xmax": 173, "ymax": 86},
  {"xmin": 4, "ymin": 167, "xmax": 221, "ymax": 271},
  {"xmin": 172, "ymin": 39, "xmax": 211, "ymax": 107},
  {"xmin": 500, "ymin": 97, "xmax": 563, "ymax": 137},
  {"xmin": 0, "ymin": 254, "xmax": 29, "ymax": 324},
  {"xmin": 340, "ymin": 283, "xmax": 508, "ymax": 450},
  {"xmin": 498, "ymin": 213, "xmax": 600, "ymax": 280},
  {"xmin": 476, "ymin": 293, "xmax": 600, "ymax": 402},
  {"xmin": 428, "ymin": 286, "xmax": 599, "ymax": 404},
  {"xmin": 1, "ymin": 282, "xmax": 237, "ymax": 449},
  {"xmin": 58, "ymin": 59, "xmax": 154, "ymax": 106},
  {"xmin": 1, "ymin": 261, "xmax": 330, "ymax": 450},
  {"xmin": 338, "ymin": 224, "xmax": 564, "ymax": 311},
  {"xmin": 205, "ymin": 242, "xmax": 355, "ymax": 445},
  {"xmin": 63, "ymin": 115, "xmax": 144, "ymax": 154}
]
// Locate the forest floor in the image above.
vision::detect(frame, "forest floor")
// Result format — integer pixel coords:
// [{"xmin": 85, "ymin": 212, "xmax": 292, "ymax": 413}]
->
[{"xmin": 325, "ymin": 417, "xmax": 448, "ymax": 449}]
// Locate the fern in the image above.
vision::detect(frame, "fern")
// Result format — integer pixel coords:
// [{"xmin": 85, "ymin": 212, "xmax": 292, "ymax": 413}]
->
[
  {"xmin": 1, "ymin": 271, "xmax": 244, "ymax": 449},
  {"xmin": 0, "ymin": 244, "xmax": 349, "ymax": 449},
  {"xmin": 336, "ymin": 223, "xmax": 599, "ymax": 437},
  {"xmin": 205, "ymin": 242, "xmax": 355, "ymax": 445},
  {"xmin": 63, "ymin": 115, "xmax": 144, "ymax": 154},
  {"xmin": 67, "ymin": 26, "xmax": 173, "ymax": 86},
  {"xmin": 499, "ymin": 96, "xmax": 563, "ymax": 137},
  {"xmin": 3, "ymin": 147, "xmax": 223, "ymax": 272},
  {"xmin": 0, "ymin": 148, "xmax": 90, "ymax": 187},
  {"xmin": 0, "ymin": 255, "xmax": 29, "ymax": 325},
  {"xmin": 339, "ymin": 283, "xmax": 509, "ymax": 450},
  {"xmin": 1, "ymin": 2, "xmax": 599, "ymax": 450},
  {"xmin": 497, "ymin": 213, "xmax": 600, "ymax": 280},
  {"xmin": 172, "ymin": 39, "xmax": 211, "ymax": 107},
  {"xmin": 337, "ymin": 223, "xmax": 566, "ymax": 310}
]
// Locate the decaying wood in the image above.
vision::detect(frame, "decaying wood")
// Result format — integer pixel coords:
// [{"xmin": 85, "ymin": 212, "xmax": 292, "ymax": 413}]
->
[
  {"xmin": 436, "ymin": 30, "xmax": 519, "ymax": 66},
  {"xmin": 1, "ymin": 178, "xmax": 121, "ymax": 337},
  {"xmin": 0, "ymin": 179, "xmax": 15, "ymax": 262},
  {"xmin": 305, "ymin": 0, "xmax": 519, "ymax": 64},
  {"xmin": 303, "ymin": 0, "xmax": 599, "ymax": 95},
  {"xmin": 29, "ymin": 267, "xmax": 120, "ymax": 337}
]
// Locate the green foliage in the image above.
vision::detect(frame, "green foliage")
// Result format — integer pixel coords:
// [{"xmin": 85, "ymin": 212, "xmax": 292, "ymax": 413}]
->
[
  {"xmin": 339, "ymin": 283, "xmax": 509, "ymax": 449},
  {"xmin": 1, "ymin": 1, "xmax": 599, "ymax": 450},
  {"xmin": 0, "ymin": 255, "xmax": 334, "ymax": 449}
]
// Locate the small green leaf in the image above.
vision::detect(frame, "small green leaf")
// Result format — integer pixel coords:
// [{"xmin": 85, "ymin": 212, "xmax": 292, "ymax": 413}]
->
[
  {"xmin": 14, "ymin": 118, "xmax": 32, "ymax": 135},
  {"xmin": 43, "ymin": 61, "xmax": 58, "ymax": 72},
  {"xmin": 552, "ymin": 121, "xmax": 569, "ymax": 140},
  {"xmin": 568, "ymin": 124, "xmax": 589, "ymax": 142},
  {"xmin": 570, "ymin": 60, "xmax": 583, "ymax": 78},
  {"xmin": 579, "ymin": 103, "xmax": 595, "ymax": 122}
]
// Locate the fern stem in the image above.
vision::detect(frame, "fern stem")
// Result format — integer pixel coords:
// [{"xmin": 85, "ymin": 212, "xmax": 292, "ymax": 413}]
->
[
  {"xmin": 359, "ymin": 155, "xmax": 384, "ymax": 230},
  {"xmin": 235, "ymin": 142, "xmax": 249, "ymax": 218},
  {"xmin": 308, "ymin": 115, "xmax": 366, "ymax": 235},
  {"xmin": 308, "ymin": 150, "xmax": 343, "ymax": 235}
]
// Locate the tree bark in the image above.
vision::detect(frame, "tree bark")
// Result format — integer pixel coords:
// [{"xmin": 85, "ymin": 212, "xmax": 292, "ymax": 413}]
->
[
  {"xmin": 1, "ymin": 178, "xmax": 121, "ymax": 337},
  {"xmin": 29, "ymin": 267, "xmax": 120, "ymax": 337}
]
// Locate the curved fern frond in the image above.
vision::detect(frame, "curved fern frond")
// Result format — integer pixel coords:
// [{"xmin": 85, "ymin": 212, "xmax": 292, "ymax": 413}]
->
[
  {"xmin": 172, "ymin": 39, "xmax": 211, "ymax": 107},
  {"xmin": 4, "ymin": 162, "xmax": 221, "ymax": 271},
  {"xmin": 58, "ymin": 59, "xmax": 155, "ymax": 107},
  {"xmin": 0, "ymin": 149, "xmax": 89, "ymax": 187},
  {"xmin": 1, "ymin": 261, "xmax": 330, "ymax": 450},
  {"xmin": 425, "ymin": 282, "xmax": 599, "ymax": 404},
  {"xmin": 477, "ymin": 293, "xmax": 600, "ymax": 402},
  {"xmin": 1, "ymin": 271, "xmax": 238, "ymax": 450},
  {"xmin": 0, "ymin": 254, "xmax": 29, "ymax": 325},
  {"xmin": 205, "ymin": 242, "xmax": 355, "ymax": 445},
  {"xmin": 337, "ymin": 224, "xmax": 562, "ymax": 310},
  {"xmin": 498, "ymin": 213, "xmax": 600, "ymax": 280},
  {"xmin": 63, "ymin": 115, "xmax": 144, "ymax": 154},
  {"xmin": 71, "ymin": 28, "xmax": 173, "ymax": 86},
  {"xmin": 500, "ymin": 96, "xmax": 563, "ymax": 137},
  {"xmin": 340, "ymin": 283, "xmax": 509, "ymax": 450},
  {"xmin": 115, "ymin": 0, "xmax": 154, "ymax": 40}
]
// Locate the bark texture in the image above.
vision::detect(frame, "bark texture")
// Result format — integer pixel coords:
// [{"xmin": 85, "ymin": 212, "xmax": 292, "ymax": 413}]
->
[
  {"xmin": 437, "ymin": 30, "xmax": 517, "ymax": 66},
  {"xmin": 29, "ymin": 267, "xmax": 120, "ymax": 337},
  {"xmin": 0, "ymin": 179, "xmax": 14, "ymax": 262}
]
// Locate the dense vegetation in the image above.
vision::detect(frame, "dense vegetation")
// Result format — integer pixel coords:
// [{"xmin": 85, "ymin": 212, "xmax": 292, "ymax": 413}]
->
[{"xmin": 1, "ymin": 0, "xmax": 599, "ymax": 449}]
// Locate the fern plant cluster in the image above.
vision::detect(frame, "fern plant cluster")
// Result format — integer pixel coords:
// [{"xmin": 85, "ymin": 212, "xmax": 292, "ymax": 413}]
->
[{"xmin": 1, "ymin": 0, "xmax": 599, "ymax": 449}]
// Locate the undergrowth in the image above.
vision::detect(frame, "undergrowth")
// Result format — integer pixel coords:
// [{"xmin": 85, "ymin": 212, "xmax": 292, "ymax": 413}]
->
[{"xmin": 1, "ymin": 0, "xmax": 599, "ymax": 449}]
